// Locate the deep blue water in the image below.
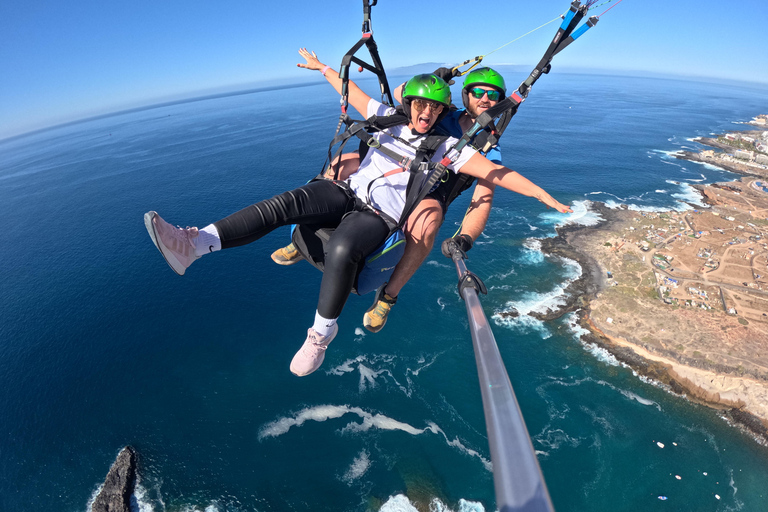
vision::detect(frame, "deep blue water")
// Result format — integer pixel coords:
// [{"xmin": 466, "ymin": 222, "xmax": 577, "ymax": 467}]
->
[{"xmin": 2, "ymin": 73, "xmax": 768, "ymax": 512}]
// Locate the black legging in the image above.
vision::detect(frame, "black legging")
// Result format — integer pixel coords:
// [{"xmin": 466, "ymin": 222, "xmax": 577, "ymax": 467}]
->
[{"xmin": 213, "ymin": 180, "xmax": 390, "ymax": 319}]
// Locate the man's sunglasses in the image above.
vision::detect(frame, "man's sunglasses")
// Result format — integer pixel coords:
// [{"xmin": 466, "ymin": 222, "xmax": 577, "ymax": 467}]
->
[
  {"xmin": 468, "ymin": 88, "xmax": 502, "ymax": 101},
  {"xmin": 411, "ymin": 99, "xmax": 444, "ymax": 113}
]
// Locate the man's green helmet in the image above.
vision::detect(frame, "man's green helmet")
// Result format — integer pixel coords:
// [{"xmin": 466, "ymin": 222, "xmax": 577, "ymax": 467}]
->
[{"xmin": 462, "ymin": 67, "xmax": 506, "ymax": 109}]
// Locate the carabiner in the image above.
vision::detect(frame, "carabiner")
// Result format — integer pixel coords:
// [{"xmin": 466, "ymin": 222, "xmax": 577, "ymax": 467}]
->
[{"xmin": 451, "ymin": 56, "xmax": 484, "ymax": 77}]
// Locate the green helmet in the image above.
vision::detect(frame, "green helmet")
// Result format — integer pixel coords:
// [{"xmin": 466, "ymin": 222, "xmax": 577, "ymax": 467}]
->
[
  {"xmin": 401, "ymin": 74, "xmax": 451, "ymax": 125},
  {"xmin": 462, "ymin": 67, "xmax": 506, "ymax": 109},
  {"xmin": 402, "ymin": 74, "xmax": 451, "ymax": 105}
]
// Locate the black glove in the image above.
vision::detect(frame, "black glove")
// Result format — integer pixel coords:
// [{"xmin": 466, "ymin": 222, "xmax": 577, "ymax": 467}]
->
[
  {"xmin": 441, "ymin": 234, "xmax": 473, "ymax": 259},
  {"xmin": 432, "ymin": 67, "xmax": 456, "ymax": 86}
]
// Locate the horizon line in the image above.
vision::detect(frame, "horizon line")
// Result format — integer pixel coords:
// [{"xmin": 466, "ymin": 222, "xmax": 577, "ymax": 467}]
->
[{"xmin": 3, "ymin": 68, "xmax": 767, "ymax": 143}]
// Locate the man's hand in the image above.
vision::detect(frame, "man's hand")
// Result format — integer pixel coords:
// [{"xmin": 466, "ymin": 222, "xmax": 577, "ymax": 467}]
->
[
  {"xmin": 433, "ymin": 67, "xmax": 457, "ymax": 86},
  {"xmin": 441, "ymin": 234, "xmax": 473, "ymax": 259}
]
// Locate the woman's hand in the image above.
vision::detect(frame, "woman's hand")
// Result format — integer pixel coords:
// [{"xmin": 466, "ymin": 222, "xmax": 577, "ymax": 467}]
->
[
  {"xmin": 297, "ymin": 48, "xmax": 325, "ymax": 72},
  {"xmin": 536, "ymin": 193, "xmax": 573, "ymax": 214}
]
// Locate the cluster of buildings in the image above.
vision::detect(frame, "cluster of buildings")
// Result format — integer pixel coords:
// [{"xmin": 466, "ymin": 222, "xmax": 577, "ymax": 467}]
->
[{"xmin": 722, "ymin": 130, "xmax": 768, "ymax": 165}]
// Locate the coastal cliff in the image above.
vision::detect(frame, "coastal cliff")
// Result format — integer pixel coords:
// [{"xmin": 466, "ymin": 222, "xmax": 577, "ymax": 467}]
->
[{"xmin": 534, "ymin": 196, "xmax": 768, "ymax": 444}]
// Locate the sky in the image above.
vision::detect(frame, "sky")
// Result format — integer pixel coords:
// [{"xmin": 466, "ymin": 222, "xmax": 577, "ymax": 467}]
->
[{"xmin": 2, "ymin": 0, "xmax": 767, "ymax": 140}]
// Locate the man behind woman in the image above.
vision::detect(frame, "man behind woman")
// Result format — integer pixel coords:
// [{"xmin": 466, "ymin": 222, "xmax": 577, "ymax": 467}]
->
[{"xmin": 144, "ymin": 48, "xmax": 572, "ymax": 377}]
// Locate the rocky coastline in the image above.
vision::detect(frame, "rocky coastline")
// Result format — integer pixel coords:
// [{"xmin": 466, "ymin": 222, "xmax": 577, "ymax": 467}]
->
[
  {"xmin": 532, "ymin": 201, "xmax": 768, "ymax": 445},
  {"xmin": 90, "ymin": 446, "xmax": 137, "ymax": 512},
  {"xmin": 674, "ymin": 127, "xmax": 768, "ymax": 179}
]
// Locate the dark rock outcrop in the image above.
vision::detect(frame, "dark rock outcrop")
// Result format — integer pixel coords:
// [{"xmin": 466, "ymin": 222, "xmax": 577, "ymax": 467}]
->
[
  {"xmin": 525, "ymin": 202, "xmax": 613, "ymax": 321},
  {"xmin": 92, "ymin": 446, "xmax": 137, "ymax": 512}
]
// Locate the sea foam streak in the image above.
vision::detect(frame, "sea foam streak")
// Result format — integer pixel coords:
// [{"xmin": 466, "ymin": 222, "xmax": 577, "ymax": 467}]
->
[
  {"xmin": 341, "ymin": 450, "xmax": 371, "ymax": 484},
  {"xmin": 258, "ymin": 405, "xmax": 491, "ymax": 470},
  {"xmin": 328, "ymin": 353, "xmax": 439, "ymax": 396}
]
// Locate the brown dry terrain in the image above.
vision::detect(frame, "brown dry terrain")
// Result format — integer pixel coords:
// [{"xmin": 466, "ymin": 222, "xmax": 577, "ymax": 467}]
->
[
  {"xmin": 577, "ymin": 195, "xmax": 768, "ymax": 381},
  {"xmin": 554, "ymin": 179, "xmax": 768, "ymax": 439}
]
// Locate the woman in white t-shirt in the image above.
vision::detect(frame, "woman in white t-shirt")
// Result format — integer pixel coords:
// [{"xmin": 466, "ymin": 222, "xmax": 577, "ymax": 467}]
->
[{"xmin": 144, "ymin": 48, "xmax": 572, "ymax": 378}]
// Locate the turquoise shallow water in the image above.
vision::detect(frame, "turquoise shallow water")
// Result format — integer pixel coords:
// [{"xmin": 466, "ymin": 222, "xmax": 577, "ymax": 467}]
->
[{"xmin": 1, "ymin": 73, "xmax": 768, "ymax": 512}]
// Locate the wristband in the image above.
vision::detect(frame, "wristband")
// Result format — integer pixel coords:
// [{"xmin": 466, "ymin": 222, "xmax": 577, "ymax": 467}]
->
[{"xmin": 321, "ymin": 65, "xmax": 331, "ymax": 76}]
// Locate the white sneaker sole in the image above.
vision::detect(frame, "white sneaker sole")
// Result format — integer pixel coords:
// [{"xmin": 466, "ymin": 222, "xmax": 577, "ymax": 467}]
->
[{"xmin": 144, "ymin": 211, "xmax": 186, "ymax": 276}]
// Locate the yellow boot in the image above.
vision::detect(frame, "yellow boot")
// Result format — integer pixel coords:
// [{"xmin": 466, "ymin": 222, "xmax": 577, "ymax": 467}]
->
[{"xmin": 363, "ymin": 285, "xmax": 397, "ymax": 333}]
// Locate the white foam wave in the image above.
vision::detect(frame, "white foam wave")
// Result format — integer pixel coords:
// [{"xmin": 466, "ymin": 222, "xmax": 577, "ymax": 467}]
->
[
  {"xmin": 516, "ymin": 238, "xmax": 545, "ymax": 266},
  {"xmin": 258, "ymin": 405, "xmax": 491, "ymax": 469},
  {"xmin": 493, "ymin": 256, "xmax": 581, "ymax": 338},
  {"xmin": 437, "ymin": 297, "xmax": 447, "ymax": 311},
  {"xmin": 379, "ymin": 495, "xmax": 419, "ymax": 512},
  {"xmin": 358, "ymin": 363, "xmax": 386, "ymax": 392},
  {"xmin": 427, "ymin": 422, "xmax": 492, "ymax": 472},
  {"xmin": 341, "ymin": 450, "xmax": 371, "ymax": 484},
  {"xmin": 619, "ymin": 389, "xmax": 662, "ymax": 411},
  {"xmin": 327, "ymin": 354, "xmax": 409, "ymax": 394},
  {"xmin": 603, "ymin": 199, "xmax": 674, "ymax": 213},
  {"xmin": 583, "ymin": 342, "xmax": 621, "ymax": 367},
  {"xmin": 671, "ymin": 182, "xmax": 706, "ymax": 208},
  {"xmin": 494, "ymin": 312, "xmax": 552, "ymax": 338},
  {"xmin": 488, "ymin": 267, "xmax": 517, "ymax": 281},
  {"xmin": 87, "ymin": 476, "xmax": 155, "ymax": 512},
  {"xmin": 534, "ymin": 427, "xmax": 582, "ymax": 451},
  {"xmin": 426, "ymin": 260, "xmax": 451, "ymax": 268},
  {"xmin": 379, "ymin": 495, "xmax": 487, "ymax": 512},
  {"xmin": 563, "ymin": 313, "xmax": 622, "ymax": 367},
  {"xmin": 682, "ymin": 158, "xmax": 738, "ymax": 174},
  {"xmin": 327, "ymin": 353, "xmax": 438, "ymax": 395},
  {"xmin": 651, "ymin": 149, "xmax": 682, "ymax": 158},
  {"xmin": 559, "ymin": 200, "xmax": 604, "ymax": 227},
  {"xmin": 355, "ymin": 327, "xmax": 366, "ymax": 337}
]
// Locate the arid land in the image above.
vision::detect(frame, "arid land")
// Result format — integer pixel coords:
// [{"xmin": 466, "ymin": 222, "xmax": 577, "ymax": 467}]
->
[{"xmin": 530, "ymin": 119, "xmax": 768, "ymax": 443}]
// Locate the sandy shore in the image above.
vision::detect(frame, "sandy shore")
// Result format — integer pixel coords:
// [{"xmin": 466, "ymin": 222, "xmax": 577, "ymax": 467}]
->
[{"xmin": 536, "ymin": 201, "xmax": 768, "ymax": 444}]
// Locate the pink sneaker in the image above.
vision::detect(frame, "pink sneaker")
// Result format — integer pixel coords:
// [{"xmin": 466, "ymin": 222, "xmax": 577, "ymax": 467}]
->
[
  {"xmin": 290, "ymin": 325, "xmax": 339, "ymax": 377},
  {"xmin": 144, "ymin": 211, "xmax": 200, "ymax": 275}
]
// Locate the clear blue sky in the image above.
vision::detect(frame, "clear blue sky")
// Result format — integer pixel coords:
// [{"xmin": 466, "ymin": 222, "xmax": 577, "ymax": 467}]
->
[{"xmin": 2, "ymin": 0, "xmax": 767, "ymax": 140}]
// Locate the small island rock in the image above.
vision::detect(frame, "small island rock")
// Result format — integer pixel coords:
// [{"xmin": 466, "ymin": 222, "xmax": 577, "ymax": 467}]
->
[{"xmin": 91, "ymin": 446, "xmax": 137, "ymax": 512}]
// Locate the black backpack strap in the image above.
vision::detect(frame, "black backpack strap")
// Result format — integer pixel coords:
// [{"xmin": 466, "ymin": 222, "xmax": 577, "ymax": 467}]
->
[{"xmin": 397, "ymin": 135, "xmax": 452, "ymax": 229}]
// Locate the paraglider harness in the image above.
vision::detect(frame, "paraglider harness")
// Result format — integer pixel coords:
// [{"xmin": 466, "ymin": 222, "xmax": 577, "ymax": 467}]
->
[
  {"xmin": 291, "ymin": 0, "xmax": 601, "ymax": 296},
  {"xmin": 291, "ymin": 109, "xmax": 456, "ymax": 295}
]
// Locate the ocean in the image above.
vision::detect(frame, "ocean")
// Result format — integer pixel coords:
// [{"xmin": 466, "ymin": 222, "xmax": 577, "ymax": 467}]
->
[{"xmin": 1, "ymin": 73, "xmax": 768, "ymax": 512}]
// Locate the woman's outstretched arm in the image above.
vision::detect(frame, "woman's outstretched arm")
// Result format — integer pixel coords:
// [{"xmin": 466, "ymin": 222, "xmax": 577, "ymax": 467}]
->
[
  {"xmin": 459, "ymin": 153, "xmax": 573, "ymax": 213},
  {"xmin": 297, "ymin": 48, "xmax": 372, "ymax": 117}
]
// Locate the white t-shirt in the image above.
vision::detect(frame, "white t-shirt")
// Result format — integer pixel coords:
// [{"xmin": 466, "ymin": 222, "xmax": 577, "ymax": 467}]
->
[{"xmin": 347, "ymin": 99, "xmax": 477, "ymax": 223}]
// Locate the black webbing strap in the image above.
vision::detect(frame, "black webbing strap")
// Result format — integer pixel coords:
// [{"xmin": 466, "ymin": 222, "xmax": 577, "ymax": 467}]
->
[
  {"xmin": 322, "ymin": 109, "xmax": 452, "ymax": 233},
  {"xmin": 445, "ymin": 1, "xmax": 597, "ymax": 158},
  {"xmin": 325, "ymin": 0, "xmax": 393, "ymax": 179},
  {"xmin": 397, "ymin": 137, "xmax": 452, "ymax": 230},
  {"xmin": 338, "ymin": 0, "xmax": 393, "ymax": 114},
  {"xmin": 326, "ymin": 113, "xmax": 417, "ymax": 175}
]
